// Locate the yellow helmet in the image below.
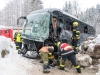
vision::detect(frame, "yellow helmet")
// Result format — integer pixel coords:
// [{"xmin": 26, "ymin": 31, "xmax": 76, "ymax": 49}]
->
[
  {"xmin": 53, "ymin": 18, "xmax": 57, "ymax": 21},
  {"xmin": 57, "ymin": 42, "xmax": 61, "ymax": 47},
  {"xmin": 73, "ymin": 22, "xmax": 78, "ymax": 27},
  {"xmin": 51, "ymin": 46, "xmax": 54, "ymax": 50}
]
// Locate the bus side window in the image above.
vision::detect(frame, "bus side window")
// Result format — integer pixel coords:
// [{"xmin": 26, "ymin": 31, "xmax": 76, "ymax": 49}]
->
[
  {"xmin": 65, "ymin": 21, "xmax": 72, "ymax": 30},
  {"xmin": 59, "ymin": 22, "xmax": 63, "ymax": 28},
  {"xmin": 69, "ymin": 22, "xmax": 73, "ymax": 31},
  {"xmin": 56, "ymin": 18, "xmax": 63, "ymax": 36},
  {"xmin": 84, "ymin": 26, "xmax": 88, "ymax": 33}
]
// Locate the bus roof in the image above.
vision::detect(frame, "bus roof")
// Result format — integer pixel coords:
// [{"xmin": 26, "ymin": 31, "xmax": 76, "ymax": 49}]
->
[
  {"xmin": 30, "ymin": 8, "xmax": 93, "ymax": 27},
  {"xmin": 31, "ymin": 8, "xmax": 78, "ymax": 20}
]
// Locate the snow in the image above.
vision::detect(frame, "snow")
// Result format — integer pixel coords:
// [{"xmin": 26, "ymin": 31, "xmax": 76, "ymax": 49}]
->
[
  {"xmin": 88, "ymin": 43, "xmax": 96, "ymax": 51},
  {"xmin": 0, "ymin": 36, "xmax": 14, "ymax": 75},
  {"xmin": 85, "ymin": 34, "xmax": 100, "ymax": 52},
  {"xmin": 0, "ymin": 36, "xmax": 42, "ymax": 75},
  {"xmin": 76, "ymin": 54, "xmax": 92, "ymax": 66},
  {"xmin": 93, "ymin": 34, "xmax": 100, "ymax": 44},
  {"xmin": 0, "ymin": 36, "xmax": 100, "ymax": 75}
]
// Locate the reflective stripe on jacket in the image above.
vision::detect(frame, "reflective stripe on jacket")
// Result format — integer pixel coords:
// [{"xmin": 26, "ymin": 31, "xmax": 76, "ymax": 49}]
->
[
  {"xmin": 59, "ymin": 43, "xmax": 74, "ymax": 56},
  {"xmin": 72, "ymin": 28, "xmax": 80, "ymax": 39},
  {"xmin": 61, "ymin": 43, "xmax": 73, "ymax": 51}
]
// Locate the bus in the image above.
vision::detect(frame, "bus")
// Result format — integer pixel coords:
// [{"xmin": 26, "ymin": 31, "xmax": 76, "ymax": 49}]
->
[{"xmin": 17, "ymin": 8, "xmax": 95, "ymax": 57}]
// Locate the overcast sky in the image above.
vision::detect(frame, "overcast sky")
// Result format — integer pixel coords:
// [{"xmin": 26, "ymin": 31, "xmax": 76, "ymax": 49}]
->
[
  {"xmin": 0, "ymin": 0, "xmax": 100, "ymax": 11},
  {"xmin": 0, "ymin": 0, "xmax": 6, "ymax": 10}
]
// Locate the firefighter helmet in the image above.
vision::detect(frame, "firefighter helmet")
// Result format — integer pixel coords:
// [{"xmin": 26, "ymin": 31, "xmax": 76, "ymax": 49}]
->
[
  {"xmin": 51, "ymin": 46, "xmax": 54, "ymax": 50},
  {"xmin": 57, "ymin": 42, "xmax": 61, "ymax": 47},
  {"xmin": 73, "ymin": 22, "xmax": 78, "ymax": 27},
  {"xmin": 53, "ymin": 18, "xmax": 57, "ymax": 21}
]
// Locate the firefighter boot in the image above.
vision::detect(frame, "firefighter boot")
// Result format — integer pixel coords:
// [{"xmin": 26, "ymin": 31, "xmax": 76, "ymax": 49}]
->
[
  {"xmin": 59, "ymin": 58, "xmax": 65, "ymax": 70},
  {"xmin": 75, "ymin": 50, "xmax": 78, "ymax": 54},
  {"xmin": 39, "ymin": 59, "xmax": 43, "ymax": 63},
  {"xmin": 18, "ymin": 49, "xmax": 21, "ymax": 54},
  {"xmin": 76, "ymin": 68, "xmax": 81, "ymax": 73},
  {"xmin": 43, "ymin": 65, "xmax": 50, "ymax": 73},
  {"xmin": 58, "ymin": 66, "xmax": 64, "ymax": 70}
]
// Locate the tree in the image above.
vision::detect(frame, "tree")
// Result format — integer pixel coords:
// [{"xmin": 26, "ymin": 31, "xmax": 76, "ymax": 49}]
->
[
  {"xmin": 79, "ymin": 4, "xmax": 100, "ymax": 35},
  {"xmin": 63, "ymin": 1, "xmax": 73, "ymax": 14},
  {"xmin": 72, "ymin": 0, "xmax": 80, "ymax": 18},
  {"xmin": 0, "ymin": 0, "xmax": 43, "ymax": 27},
  {"xmin": 63, "ymin": 0, "xmax": 81, "ymax": 18}
]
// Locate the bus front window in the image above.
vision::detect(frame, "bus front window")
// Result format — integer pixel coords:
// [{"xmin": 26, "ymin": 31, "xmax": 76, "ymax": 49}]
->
[{"xmin": 22, "ymin": 12, "xmax": 50, "ymax": 41}]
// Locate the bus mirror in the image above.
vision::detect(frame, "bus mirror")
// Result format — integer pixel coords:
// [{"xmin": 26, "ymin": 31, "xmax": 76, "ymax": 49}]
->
[{"xmin": 17, "ymin": 16, "xmax": 26, "ymax": 25}]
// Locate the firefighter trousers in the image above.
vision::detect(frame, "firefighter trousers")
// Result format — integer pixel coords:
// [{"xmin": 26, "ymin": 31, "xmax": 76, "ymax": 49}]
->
[
  {"xmin": 60, "ymin": 52, "xmax": 81, "ymax": 73},
  {"xmin": 61, "ymin": 52, "xmax": 78, "ymax": 66},
  {"xmin": 72, "ymin": 39, "xmax": 79, "ymax": 52},
  {"xmin": 16, "ymin": 42, "xmax": 22, "ymax": 50},
  {"xmin": 40, "ymin": 52, "xmax": 49, "ymax": 66}
]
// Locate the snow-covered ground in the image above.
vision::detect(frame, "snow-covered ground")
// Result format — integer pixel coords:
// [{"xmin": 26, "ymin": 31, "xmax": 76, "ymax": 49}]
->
[{"xmin": 0, "ymin": 36, "xmax": 99, "ymax": 75}]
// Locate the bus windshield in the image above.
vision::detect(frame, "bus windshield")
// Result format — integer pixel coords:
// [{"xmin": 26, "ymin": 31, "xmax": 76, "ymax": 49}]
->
[{"xmin": 22, "ymin": 12, "xmax": 50, "ymax": 41}]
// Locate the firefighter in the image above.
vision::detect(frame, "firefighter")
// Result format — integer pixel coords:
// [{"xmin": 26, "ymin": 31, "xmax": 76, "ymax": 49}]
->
[
  {"xmin": 57, "ymin": 39, "xmax": 81, "ymax": 73},
  {"xmin": 71, "ymin": 22, "xmax": 80, "ymax": 54},
  {"xmin": 16, "ymin": 31, "xmax": 22, "ymax": 54},
  {"xmin": 39, "ymin": 46, "xmax": 54, "ymax": 73},
  {"xmin": 14, "ymin": 32, "xmax": 18, "ymax": 49}
]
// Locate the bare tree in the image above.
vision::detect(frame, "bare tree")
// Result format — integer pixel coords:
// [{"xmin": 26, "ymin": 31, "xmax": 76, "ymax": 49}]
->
[
  {"xmin": 72, "ymin": 0, "xmax": 81, "ymax": 18},
  {"xmin": 63, "ymin": 0, "xmax": 81, "ymax": 18},
  {"xmin": 63, "ymin": 1, "xmax": 73, "ymax": 14}
]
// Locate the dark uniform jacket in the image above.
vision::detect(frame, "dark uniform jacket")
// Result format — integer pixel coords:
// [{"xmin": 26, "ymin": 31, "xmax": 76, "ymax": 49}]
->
[{"xmin": 58, "ymin": 43, "xmax": 74, "ymax": 56}]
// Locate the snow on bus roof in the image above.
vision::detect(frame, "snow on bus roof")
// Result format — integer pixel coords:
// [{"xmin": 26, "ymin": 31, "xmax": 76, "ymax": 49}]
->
[
  {"xmin": 30, "ymin": 8, "xmax": 92, "ymax": 26},
  {"xmin": 30, "ymin": 8, "xmax": 79, "ymax": 20}
]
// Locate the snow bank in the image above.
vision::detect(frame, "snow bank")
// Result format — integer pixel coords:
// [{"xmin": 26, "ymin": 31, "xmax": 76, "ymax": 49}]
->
[
  {"xmin": 0, "ymin": 36, "xmax": 15, "ymax": 75},
  {"xmin": 0, "ymin": 36, "xmax": 15, "ymax": 58},
  {"xmin": 79, "ymin": 34, "xmax": 100, "ymax": 75},
  {"xmin": 0, "ymin": 36, "xmax": 42, "ymax": 75},
  {"xmin": 76, "ymin": 54, "xmax": 92, "ymax": 67},
  {"xmin": 94, "ymin": 34, "xmax": 100, "ymax": 44},
  {"xmin": 79, "ymin": 35, "xmax": 100, "ymax": 58}
]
